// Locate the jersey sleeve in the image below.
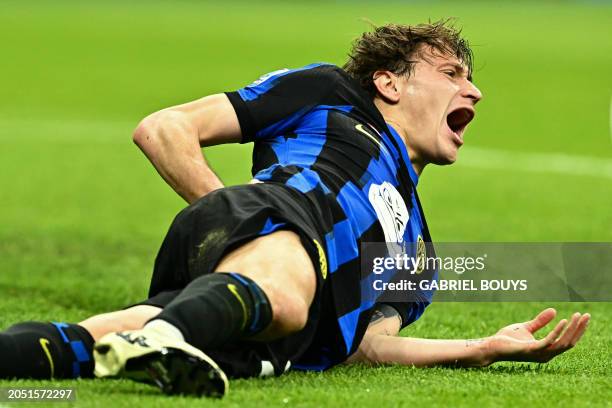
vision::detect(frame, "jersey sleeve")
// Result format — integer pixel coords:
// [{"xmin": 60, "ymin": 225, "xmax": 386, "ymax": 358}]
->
[
  {"xmin": 389, "ymin": 267, "xmax": 435, "ymax": 329},
  {"xmin": 385, "ymin": 300, "xmax": 430, "ymax": 329},
  {"xmin": 225, "ymin": 63, "xmax": 338, "ymax": 143}
]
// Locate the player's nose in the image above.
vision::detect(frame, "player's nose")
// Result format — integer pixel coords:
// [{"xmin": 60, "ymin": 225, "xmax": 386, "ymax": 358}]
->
[{"xmin": 462, "ymin": 80, "xmax": 483, "ymax": 105}]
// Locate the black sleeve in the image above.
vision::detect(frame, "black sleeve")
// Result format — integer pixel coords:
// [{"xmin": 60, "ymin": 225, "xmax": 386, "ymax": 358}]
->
[
  {"xmin": 225, "ymin": 64, "xmax": 339, "ymax": 143},
  {"xmin": 371, "ymin": 303, "xmax": 404, "ymax": 328},
  {"xmin": 380, "ymin": 301, "xmax": 428, "ymax": 329}
]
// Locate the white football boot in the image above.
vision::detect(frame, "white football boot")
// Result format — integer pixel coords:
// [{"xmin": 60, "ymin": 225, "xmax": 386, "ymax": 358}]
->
[{"xmin": 93, "ymin": 327, "xmax": 228, "ymax": 398}]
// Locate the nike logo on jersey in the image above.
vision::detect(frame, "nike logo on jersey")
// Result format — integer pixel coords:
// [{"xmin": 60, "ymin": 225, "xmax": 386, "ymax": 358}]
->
[{"xmin": 355, "ymin": 124, "xmax": 382, "ymax": 147}]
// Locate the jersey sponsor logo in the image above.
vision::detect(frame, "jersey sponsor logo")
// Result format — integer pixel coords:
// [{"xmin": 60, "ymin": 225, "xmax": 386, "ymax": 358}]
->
[
  {"xmin": 251, "ymin": 69, "xmax": 290, "ymax": 86},
  {"xmin": 368, "ymin": 182, "xmax": 409, "ymax": 243},
  {"xmin": 39, "ymin": 338, "xmax": 55, "ymax": 378}
]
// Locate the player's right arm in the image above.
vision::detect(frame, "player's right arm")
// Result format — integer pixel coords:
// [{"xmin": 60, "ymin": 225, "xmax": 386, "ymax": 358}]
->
[
  {"xmin": 134, "ymin": 64, "xmax": 338, "ymax": 203},
  {"xmin": 133, "ymin": 94, "xmax": 241, "ymax": 204}
]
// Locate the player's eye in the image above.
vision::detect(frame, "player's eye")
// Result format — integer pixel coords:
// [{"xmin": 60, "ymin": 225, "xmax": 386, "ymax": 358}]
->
[{"xmin": 444, "ymin": 70, "xmax": 456, "ymax": 78}]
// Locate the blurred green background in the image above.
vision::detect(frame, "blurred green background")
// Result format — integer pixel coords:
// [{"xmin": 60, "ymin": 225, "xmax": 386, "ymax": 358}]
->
[
  {"xmin": 0, "ymin": 1, "xmax": 610, "ymax": 406},
  {"xmin": 2, "ymin": 1, "xmax": 611, "ymax": 246}
]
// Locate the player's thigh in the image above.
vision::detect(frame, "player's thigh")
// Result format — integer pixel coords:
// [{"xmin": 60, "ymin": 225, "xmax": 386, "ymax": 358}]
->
[
  {"xmin": 214, "ymin": 230, "xmax": 316, "ymax": 332},
  {"xmin": 79, "ymin": 305, "xmax": 162, "ymax": 341}
]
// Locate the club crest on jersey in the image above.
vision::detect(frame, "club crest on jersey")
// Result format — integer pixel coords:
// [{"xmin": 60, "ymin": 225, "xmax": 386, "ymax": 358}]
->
[
  {"xmin": 368, "ymin": 182, "xmax": 409, "ymax": 243},
  {"xmin": 251, "ymin": 69, "xmax": 290, "ymax": 86}
]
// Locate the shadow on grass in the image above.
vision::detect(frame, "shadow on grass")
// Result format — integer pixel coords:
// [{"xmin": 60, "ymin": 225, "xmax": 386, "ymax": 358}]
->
[
  {"xmin": 480, "ymin": 363, "xmax": 569, "ymax": 375},
  {"xmin": 327, "ymin": 361, "xmax": 574, "ymax": 376}
]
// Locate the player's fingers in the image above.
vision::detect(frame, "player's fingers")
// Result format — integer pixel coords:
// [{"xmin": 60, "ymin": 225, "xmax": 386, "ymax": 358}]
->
[
  {"xmin": 534, "ymin": 318, "xmax": 566, "ymax": 350},
  {"xmin": 554, "ymin": 312, "xmax": 581, "ymax": 349},
  {"xmin": 570, "ymin": 313, "xmax": 590, "ymax": 347},
  {"xmin": 526, "ymin": 308, "xmax": 556, "ymax": 333}
]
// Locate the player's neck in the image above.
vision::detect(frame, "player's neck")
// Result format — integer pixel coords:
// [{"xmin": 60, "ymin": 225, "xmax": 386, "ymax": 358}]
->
[
  {"xmin": 383, "ymin": 119, "xmax": 425, "ymax": 176},
  {"xmin": 374, "ymin": 98, "xmax": 426, "ymax": 176}
]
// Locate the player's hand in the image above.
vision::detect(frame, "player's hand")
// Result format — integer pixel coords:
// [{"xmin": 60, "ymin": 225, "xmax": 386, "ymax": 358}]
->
[{"xmin": 486, "ymin": 308, "xmax": 590, "ymax": 364}]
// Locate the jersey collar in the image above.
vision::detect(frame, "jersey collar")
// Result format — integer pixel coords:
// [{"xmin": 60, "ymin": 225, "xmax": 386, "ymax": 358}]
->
[{"xmin": 386, "ymin": 123, "xmax": 419, "ymax": 186}]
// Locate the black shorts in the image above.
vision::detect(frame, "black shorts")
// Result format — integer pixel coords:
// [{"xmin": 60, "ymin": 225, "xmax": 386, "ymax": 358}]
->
[{"xmin": 134, "ymin": 183, "xmax": 329, "ymax": 378}]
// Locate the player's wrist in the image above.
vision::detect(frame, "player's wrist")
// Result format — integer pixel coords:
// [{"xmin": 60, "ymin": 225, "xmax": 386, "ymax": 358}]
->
[
  {"xmin": 479, "ymin": 336, "xmax": 497, "ymax": 366},
  {"xmin": 465, "ymin": 337, "xmax": 496, "ymax": 367}
]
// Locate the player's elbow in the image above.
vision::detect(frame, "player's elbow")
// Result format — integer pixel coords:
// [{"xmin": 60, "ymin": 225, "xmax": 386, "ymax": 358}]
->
[
  {"xmin": 133, "ymin": 112, "xmax": 164, "ymax": 149},
  {"xmin": 132, "ymin": 110, "xmax": 193, "ymax": 149},
  {"xmin": 132, "ymin": 116, "xmax": 152, "ymax": 147}
]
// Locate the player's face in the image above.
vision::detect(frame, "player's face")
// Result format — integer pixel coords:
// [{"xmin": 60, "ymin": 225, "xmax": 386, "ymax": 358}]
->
[{"xmin": 397, "ymin": 49, "xmax": 482, "ymax": 167}]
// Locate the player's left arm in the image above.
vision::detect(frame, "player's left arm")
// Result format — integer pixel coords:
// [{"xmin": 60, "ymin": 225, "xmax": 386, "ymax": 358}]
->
[
  {"xmin": 345, "ymin": 303, "xmax": 402, "ymax": 364},
  {"xmin": 348, "ymin": 307, "xmax": 590, "ymax": 367}
]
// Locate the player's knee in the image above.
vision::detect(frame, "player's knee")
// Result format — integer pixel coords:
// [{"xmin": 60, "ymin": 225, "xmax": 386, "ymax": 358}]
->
[
  {"xmin": 214, "ymin": 230, "xmax": 316, "ymax": 336},
  {"xmin": 266, "ymin": 287, "xmax": 310, "ymax": 335}
]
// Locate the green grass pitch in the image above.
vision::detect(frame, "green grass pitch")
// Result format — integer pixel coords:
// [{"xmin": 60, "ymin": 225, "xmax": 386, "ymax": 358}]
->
[{"xmin": 0, "ymin": 1, "xmax": 611, "ymax": 406}]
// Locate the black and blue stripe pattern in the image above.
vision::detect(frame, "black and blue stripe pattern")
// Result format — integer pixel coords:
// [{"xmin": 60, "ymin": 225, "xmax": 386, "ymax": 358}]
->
[
  {"xmin": 226, "ymin": 64, "xmax": 435, "ymax": 370},
  {"xmin": 52, "ymin": 322, "xmax": 91, "ymax": 378}
]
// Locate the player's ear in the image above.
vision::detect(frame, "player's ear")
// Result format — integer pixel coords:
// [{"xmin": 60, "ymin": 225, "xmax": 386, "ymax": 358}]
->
[{"xmin": 372, "ymin": 71, "xmax": 401, "ymax": 104}]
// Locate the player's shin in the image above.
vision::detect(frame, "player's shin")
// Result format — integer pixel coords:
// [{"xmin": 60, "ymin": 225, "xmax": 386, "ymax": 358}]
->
[{"xmin": 0, "ymin": 322, "xmax": 94, "ymax": 379}]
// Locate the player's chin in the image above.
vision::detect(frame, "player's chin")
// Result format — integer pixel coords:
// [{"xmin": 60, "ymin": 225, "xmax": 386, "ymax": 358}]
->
[{"xmin": 431, "ymin": 142, "xmax": 459, "ymax": 165}]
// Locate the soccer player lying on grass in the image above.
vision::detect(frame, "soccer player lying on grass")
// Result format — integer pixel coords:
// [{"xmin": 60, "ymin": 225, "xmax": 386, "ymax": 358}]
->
[{"xmin": 0, "ymin": 20, "xmax": 590, "ymax": 398}]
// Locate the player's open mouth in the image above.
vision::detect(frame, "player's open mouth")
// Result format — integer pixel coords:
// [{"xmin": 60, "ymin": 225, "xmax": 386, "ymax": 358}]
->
[{"xmin": 446, "ymin": 107, "xmax": 475, "ymax": 143}]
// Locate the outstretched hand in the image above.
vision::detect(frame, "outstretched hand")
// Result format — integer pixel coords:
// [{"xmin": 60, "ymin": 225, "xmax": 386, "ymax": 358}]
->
[{"xmin": 487, "ymin": 308, "xmax": 590, "ymax": 364}]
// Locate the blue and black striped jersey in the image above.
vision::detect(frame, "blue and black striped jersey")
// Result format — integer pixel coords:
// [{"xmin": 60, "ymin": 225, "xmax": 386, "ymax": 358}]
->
[{"xmin": 226, "ymin": 63, "xmax": 434, "ymax": 370}]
